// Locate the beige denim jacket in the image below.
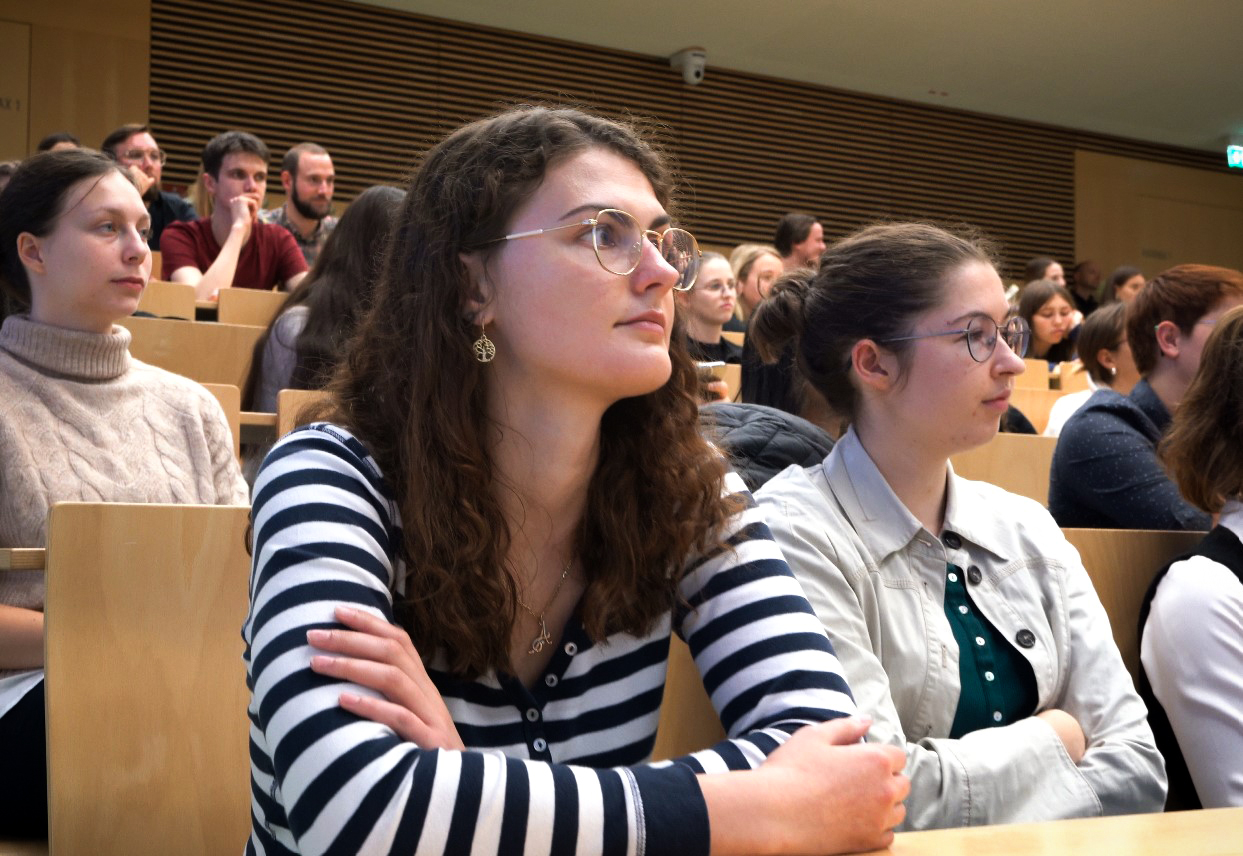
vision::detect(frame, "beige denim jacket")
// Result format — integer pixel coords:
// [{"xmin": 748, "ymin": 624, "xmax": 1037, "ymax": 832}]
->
[{"xmin": 756, "ymin": 428, "xmax": 1166, "ymax": 829}]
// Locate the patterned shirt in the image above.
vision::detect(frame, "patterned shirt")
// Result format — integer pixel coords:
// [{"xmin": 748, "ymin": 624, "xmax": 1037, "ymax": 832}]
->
[
  {"xmin": 244, "ymin": 423, "xmax": 857, "ymax": 855},
  {"xmin": 1049, "ymin": 379, "xmax": 1211, "ymax": 530},
  {"xmin": 260, "ymin": 205, "xmax": 338, "ymax": 267}
]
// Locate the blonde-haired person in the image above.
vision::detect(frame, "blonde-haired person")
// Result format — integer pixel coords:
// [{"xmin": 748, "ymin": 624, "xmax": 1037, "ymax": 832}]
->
[
  {"xmin": 677, "ymin": 251, "xmax": 742, "ymax": 364},
  {"xmin": 754, "ymin": 221, "xmax": 1165, "ymax": 829},
  {"xmin": 730, "ymin": 242, "xmax": 783, "ymax": 324},
  {"xmin": 1140, "ymin": 304, "xmax": 1243, "ymax": 809}
]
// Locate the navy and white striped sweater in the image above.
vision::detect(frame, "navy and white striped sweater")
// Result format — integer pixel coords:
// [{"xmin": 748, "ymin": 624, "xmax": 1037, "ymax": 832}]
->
[{"xmin": 244, "ymin": 423, "xmax": 856, "ymax": 856}]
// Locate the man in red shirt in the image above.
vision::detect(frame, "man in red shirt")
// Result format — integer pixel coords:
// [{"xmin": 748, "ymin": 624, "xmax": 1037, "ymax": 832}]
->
[{"xmin": 161, "ymin": 131, "xmax": 308, "ymax": 299}]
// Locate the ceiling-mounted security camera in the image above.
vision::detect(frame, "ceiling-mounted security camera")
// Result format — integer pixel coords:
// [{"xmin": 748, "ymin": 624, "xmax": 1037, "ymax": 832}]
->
[{"xmin": 670, "ymin": 47, "xmax": 707, "ymax": 85}]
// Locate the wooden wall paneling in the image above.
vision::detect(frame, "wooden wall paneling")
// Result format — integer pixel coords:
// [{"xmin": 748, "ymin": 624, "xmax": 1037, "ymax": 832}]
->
[
  {"xmin": 150, "ymin": 0, "xmax": 1235, "ymax": 284},
  {"xmin": 0, "ymin": 0, "xmax": 149, "ymax": 155},
  {"xmin": 0, "ymin": 21, "xmax": 31, "ymax": 160},
  {"xmin": 1076, "ymin": 150, "xmax": 1243, "ymax": 276}
]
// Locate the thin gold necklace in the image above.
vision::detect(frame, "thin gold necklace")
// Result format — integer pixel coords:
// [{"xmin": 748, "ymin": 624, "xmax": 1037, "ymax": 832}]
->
[{"xmin": 515, "ymin": 560, "xmax": 572, "ymax": 655}]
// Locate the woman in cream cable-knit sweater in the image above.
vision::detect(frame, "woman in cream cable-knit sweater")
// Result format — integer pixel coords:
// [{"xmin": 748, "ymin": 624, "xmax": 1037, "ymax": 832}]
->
[{"xmin": 0, "ymin": 149, "xmax": 248, "ymax": 838}]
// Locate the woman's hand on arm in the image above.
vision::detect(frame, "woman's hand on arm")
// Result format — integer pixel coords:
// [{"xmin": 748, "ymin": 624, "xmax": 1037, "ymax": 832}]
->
[
  {"xmin": 0, "ymin": 604, "xmax": 44, "ymax": 670},
  {"xmin": 308, "ymin": 605, "xmax": 464, "ymax": 750},
  {"xmin": 700, "ymin": 716, "xmax": 909, "ymax": 856}
]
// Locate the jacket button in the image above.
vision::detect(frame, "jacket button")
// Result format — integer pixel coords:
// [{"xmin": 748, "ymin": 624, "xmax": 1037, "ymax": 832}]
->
[
  {"xmin": 942, "ymin": 532, "xmax": 962, "ymax": 549},
  {"xmin": 967, "ymin": 566, "xmax": 982, "ymax": 585},
  {"xmin": 1015, "ymin": 629, "xmax": 1036, "ymax": 648}
]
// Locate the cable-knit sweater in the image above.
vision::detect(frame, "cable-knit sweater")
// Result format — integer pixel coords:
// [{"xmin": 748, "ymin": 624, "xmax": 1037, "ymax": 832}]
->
[{"xmin": 0, "ymin": 314, "xmax": 249, "ymax": 707}]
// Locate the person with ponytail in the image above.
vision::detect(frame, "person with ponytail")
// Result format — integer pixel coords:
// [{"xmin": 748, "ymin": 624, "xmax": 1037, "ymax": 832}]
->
[{"xmin": 753, "ymin": 222, "xmax": 1165, "ymax": 829}]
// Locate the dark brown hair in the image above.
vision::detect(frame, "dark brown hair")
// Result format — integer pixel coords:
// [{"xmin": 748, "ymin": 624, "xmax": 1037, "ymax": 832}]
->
[
  {"xmin": 241, "ymin": 185, "xmax": 403, "ymax": 410},
  {"xmin": 101, "ymin": 123, "xmax": 151, "ymax": 158},
  {"xmin": 773, "ymin": 212, "xmax": 818, "ymax": 256},
  {"xmin": 1024, "ymin": 256, "xmax": 1058, "ymax": 283},
  {"xmin": 321, "ymin": 106, "xmax": 738, "ymax": 679},
  {"xmin": 1075, "ymin": 301, "xmax": 1127, "ymax": 385},
  {"xmin": 0, "ymin": 149, "xmax": 130, "ymax": 308},
  {"xmin": 1161, "ymin": 305, "xmax": 1243, "ymax": 513},
  {"xmin": 750, "ymin": 221, "xmax": 999, "ymax": 423},
  {"xmin": 1106, "ymin": 265, "xmax": 1143, "ymax": 302},
  {"xmin": 1127, "ymin": 264, "xmax": 1243, "ymax": 375},
  {"xmin": 1017, "ymin": 279, "xmax": 1075, "ymax": 339},
  {"xmin": 281, "ymin": 142, "xmax": 329, "ymax": 177}
]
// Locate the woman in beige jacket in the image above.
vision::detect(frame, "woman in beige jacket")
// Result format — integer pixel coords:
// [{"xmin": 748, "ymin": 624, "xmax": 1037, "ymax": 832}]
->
[{"xmin": 751, "ymin": 222, "xmax": 1166, "ymax": 829}]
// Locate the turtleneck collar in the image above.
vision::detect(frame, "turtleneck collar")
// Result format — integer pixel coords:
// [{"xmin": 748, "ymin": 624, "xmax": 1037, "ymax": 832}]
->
[{"xmin": 0, "ymin": 314, "xmax": 131, "ymax": 381}]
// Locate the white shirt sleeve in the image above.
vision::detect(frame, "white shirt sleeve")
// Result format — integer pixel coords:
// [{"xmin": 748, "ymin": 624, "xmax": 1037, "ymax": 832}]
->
[{"xmin": 1141, "ymin": 556, "xmax": 1243, "ymax": 807}]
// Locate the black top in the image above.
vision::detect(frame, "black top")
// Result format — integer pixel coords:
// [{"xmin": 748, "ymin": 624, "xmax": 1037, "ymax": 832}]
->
[
  {"xmin": 722, "ymin": 316, "xmax": 747, "ymax": 333},
  {"xmin": 1071, "ymin": 289, "xmax": 1100, "ymax": 318},
  {"xmin": 1137, "ymin": 525, "xmax": 1243, "ymax": 810},
  {"xmin": 1049, "ymin": 381, "xmax": 1211, "ymax": 530},
  {"xmin": 739, "ymin": 335, "xmax": 801, "ymax": 415},
  {"xmin": 686, "ymin": 336, "xmax": 743, "ymax": 365},
  {"xmin": 146, "ymin": 189, "xmax": 198, "ymax": 252},
  {"xmin": 699, "ymin": 402, "xmax": 834, "ymax": 492},
  {"xmin": 1034, "ymin": 336, "xmax": 1076, "ymax": 365}
]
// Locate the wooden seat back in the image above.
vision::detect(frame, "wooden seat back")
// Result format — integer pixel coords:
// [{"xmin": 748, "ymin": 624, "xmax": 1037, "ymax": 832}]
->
[
  {"xmin": 217, "ymin": 288, "xmax": 286, "ymax": 328},
  {"xmin": 1017, "ymin": 358, "xmax": 1052, "ymax": 388},
  {"xmin": 1061, "ymin": 527, "xmax": 1205, "ymax": 684},
  {"xmin": 1058, "ymin": 360, "xmax": 1092, "ymax": 392},
  {"xmin": 1009, "ymin": 387, "xmax": 1065, "ymax": 434},
  {"xmin": 200, "ymin": 383, "xmax": 241, "ymax": 459},
  {"xmin": 951, "ymin": 433, "xmax": 1057, "ymax": 505},
  {"xmin": 119, "ymin": 316, "xmax": 264, "ymax": 387},
  {"xmin": 721, "ymin": 331, "xmax": 745, "ymax": 347},
  {"xmin": 651, "ymin": 634, "xmax": 725, "ymax": 760},
  {"xmin": 277, "ymin": 388, "xmax": 330, "ymax": 438},
  {"xmin": 135, "ymin": 279, "xmax": 196, "ymax": 320},
  {"xmin": 43, "ymin": 502, "xmax": 252, "ymax": 856}
]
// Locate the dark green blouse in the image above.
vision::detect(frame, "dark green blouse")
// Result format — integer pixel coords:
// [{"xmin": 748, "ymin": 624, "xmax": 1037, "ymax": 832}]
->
[{"xmin": 944, "ymin": 563, "xmax": 1038, "ymax": 738}]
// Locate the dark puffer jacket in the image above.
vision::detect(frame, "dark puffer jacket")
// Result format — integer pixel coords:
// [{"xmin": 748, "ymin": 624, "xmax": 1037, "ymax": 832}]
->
[{"xmin": 699, "ymin": 402, "xmax": 836, "ymax": 492}]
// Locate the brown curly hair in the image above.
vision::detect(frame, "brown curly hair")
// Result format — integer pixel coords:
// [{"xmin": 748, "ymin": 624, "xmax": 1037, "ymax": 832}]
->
[{"xmin": 319, "ymin": 106, "xmax": 740, "ymax": 679}]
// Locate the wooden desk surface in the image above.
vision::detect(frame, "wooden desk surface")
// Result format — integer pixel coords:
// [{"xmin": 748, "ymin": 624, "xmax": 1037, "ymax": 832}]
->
[
  {"xmin": 0, "ymin": 548, "xmax": 45, "ymax": 571},
  {"xmin": 861, "ymin": 807, "xmax": 1243, "ymax": 855}
]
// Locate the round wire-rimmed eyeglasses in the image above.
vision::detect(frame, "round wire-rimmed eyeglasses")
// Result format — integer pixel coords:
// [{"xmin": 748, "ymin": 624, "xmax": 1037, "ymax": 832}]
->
[
  {"xmin": 878, "ymin": 315, "xmax": 1031, "ymax": 363},
  {"xmin": 486, "ymin": 208, "xmax": 701, "ymax": 291}
]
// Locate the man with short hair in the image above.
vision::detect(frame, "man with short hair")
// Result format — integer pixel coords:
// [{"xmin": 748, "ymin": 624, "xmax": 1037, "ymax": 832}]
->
[
  {"xmin": 260, "ymin": 143, "xmax": 338, "ymax": 266},
  {"xmin": 161, "ymin": 131, "xmax": 308, "ymax": 299},
  {"xmin": 1051, "ymin": 263, "xmax": 1243, "ymax": 530},
  {"xmin": 101, "ymin": 123, "xmax": 197, "ymax": 250},
  {"xmin": 774, "ymin": 212, "xmax": 825, "ymax": 271}
]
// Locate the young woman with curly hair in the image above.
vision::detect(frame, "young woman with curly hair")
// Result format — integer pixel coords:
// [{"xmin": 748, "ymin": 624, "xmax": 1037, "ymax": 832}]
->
[{"xmin": 243, "ymin": 107, "xmax": 908, "ymax": 856}]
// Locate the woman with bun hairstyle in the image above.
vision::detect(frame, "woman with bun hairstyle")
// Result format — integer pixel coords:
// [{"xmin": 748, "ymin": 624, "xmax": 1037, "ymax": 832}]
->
[
  {"xmin": 752, "ymin": 222, "xmax": 1165, "ymax": 829},
  {"xmin": 243, "ymin": 107, "xmax": 908, "ymax": 856},
  {"xmin": 1140, "ymin": 305, "xmax": 1243, "ymax": 809},
  {"xmin": 0, "ymin": 149, "xmax": 247, "ymax": 837},
  {"xmin": 1043, "ymin": 301, "xmax": 1141, "ymax": 437}
]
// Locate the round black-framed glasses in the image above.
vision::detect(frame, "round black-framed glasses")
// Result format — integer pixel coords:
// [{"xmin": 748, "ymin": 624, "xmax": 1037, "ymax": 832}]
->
[{"xmin": 878, "ymin": 315, "xmax": 1031, "ymax": 363}]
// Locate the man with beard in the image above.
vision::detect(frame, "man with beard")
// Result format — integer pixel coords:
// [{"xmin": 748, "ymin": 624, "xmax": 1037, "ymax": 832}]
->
[
  {"xmin": 260, "ymin": 143, "xmax": 338, "ymax": 266},
  {"xmin": 101, "ymin": 123, "xmax": 197, "ymax": 251}
]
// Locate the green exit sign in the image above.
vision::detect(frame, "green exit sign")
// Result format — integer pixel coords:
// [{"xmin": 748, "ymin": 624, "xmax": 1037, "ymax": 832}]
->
[{"xmin": 1230, "ymin": 145, "xmax": 1243, "ymax": 169}]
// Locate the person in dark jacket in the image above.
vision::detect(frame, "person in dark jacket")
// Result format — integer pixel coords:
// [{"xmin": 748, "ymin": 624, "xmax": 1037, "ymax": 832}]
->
[{"xmin": 1050, "ymin": 264, "xmax": 1243, "ymax": 529}]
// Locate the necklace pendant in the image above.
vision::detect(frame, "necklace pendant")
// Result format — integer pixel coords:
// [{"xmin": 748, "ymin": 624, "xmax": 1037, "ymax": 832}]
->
[{"xmin": 528, "ymin": 617, "xmax": 552, "ymax": 655}]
